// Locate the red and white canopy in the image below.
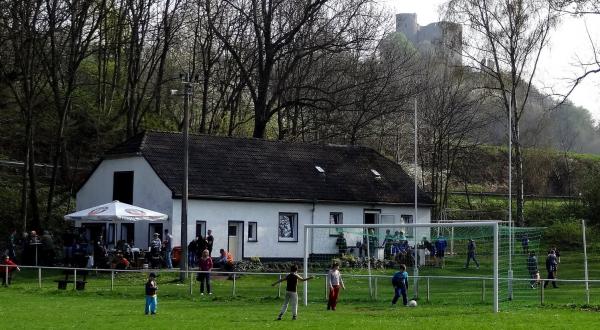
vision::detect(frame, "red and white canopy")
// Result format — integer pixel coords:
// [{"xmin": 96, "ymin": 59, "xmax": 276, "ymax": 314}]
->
[{"xmin": 64, "ymin": 200, "xmax": 167, "ymax": 222}]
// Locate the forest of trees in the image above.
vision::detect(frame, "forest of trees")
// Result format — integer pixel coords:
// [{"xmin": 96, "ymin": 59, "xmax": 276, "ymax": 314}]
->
[{"xmin": 0, "ymin": 0, "xmax": 599, "ymax": 232}]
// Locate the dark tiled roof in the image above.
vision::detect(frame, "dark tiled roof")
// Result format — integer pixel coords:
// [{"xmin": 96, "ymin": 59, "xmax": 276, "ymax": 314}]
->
[{"xmin": 105, "ymin": 131, "xmax": 434, "ymax": 205}]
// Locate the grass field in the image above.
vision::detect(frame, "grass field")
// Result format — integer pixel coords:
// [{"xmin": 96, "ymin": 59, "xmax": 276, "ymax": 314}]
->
[{"xmin": 1, "ymin": 250, "xmax": 599, "ymax": 329}]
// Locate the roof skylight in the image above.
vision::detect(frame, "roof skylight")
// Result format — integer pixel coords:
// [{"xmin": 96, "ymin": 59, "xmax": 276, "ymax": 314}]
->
[{"xmin": 371, "ymin": 169, "xmax": 382, "ymax": 179}]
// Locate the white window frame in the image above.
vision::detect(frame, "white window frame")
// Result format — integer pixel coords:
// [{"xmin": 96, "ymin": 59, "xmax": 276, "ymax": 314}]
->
[
  {"xmin": 329, "ymin": 212, "xmax": 343, "ymax": 236},
  {"xmin": 248, "ymin": 222, "xmax": 258, "ymax": 242},
  {"xmin": 278, "ymin": 213, "xmax": 298, "ymax": 242},
  {"xmin": 400, "ymin": 214, "xmax": 414, "ymax": 237}
]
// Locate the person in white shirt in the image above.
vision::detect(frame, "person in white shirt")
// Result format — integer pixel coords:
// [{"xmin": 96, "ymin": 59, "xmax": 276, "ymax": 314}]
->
[{"xmin": 327, "ymin": 262, "xmax": 346, "ymax": 310}]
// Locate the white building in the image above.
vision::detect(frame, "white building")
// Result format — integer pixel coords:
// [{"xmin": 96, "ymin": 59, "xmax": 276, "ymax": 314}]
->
[{"xmin": 75, "ymin": 131, "xmax": 433, "ymax": 261}]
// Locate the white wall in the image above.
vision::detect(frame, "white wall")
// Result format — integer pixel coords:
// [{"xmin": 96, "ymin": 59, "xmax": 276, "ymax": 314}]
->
[
  {"xmin": 76, "ymin": 157, "xmax": 173, "ymax": 248},
  {"xmin": 171, "ymin": 199, "xmax": 432, "ymax": 259}
]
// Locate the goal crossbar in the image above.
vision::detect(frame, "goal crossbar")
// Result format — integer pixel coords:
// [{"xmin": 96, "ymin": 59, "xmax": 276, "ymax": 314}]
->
[{"xmin": 303, "ymin": 221, "xmax": 499, "ymax": 313}]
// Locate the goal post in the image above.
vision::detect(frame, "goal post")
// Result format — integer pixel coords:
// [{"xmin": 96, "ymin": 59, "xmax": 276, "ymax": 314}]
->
[{"xmin": 303, "ymin": 221, "xmax": 499, "ymax": 313}]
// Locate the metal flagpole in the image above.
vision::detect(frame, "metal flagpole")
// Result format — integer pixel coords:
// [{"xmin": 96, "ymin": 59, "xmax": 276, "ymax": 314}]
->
[
  {"xmin": 414, "ymin": 98, "xmax": 419, "ymax": 298},
  {"xmin": 508, "ymin": 93, "xmax": 513, "ymax": 300},
  {"xmin": 582, "ymin": 219, "xmax": 590, "ymax": 304}
]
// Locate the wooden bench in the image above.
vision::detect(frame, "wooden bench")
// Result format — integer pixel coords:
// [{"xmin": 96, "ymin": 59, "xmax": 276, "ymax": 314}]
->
[{"xmin": 54, "ymin": 279, "xmax": 87, "ymax": 290}]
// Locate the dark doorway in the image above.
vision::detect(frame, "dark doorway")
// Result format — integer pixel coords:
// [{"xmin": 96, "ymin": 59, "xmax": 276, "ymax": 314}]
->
[{"xmin": 113, "ymin": 171, "xmax": 134, "ymax": 204}]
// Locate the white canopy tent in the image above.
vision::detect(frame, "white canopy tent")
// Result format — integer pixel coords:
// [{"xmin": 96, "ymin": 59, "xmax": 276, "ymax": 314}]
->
[
  {"xmin": 64, "ymin": 200, "xmax": 168, "ymax": 222},
  {"xmin": 64, "ymin": 200, "xmax": 168, "ymax": 248}
]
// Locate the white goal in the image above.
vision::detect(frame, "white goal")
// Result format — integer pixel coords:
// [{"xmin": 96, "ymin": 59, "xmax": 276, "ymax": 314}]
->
[{"xmin": 303, "ymin": 221, "xmax": 499, "ymax": 312}]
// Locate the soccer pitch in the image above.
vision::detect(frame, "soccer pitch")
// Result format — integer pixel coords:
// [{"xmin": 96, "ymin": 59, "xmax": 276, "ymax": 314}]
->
[
  {"xmin": 0, "ymin": 265, "xmax": 598, "ymax": 329},
  {"xmin": 1, "ymin": 249, "xmax": 598, "ymax": 329},
  {"xmin": 0, "ymin": 288, "xmax": 597, "ymax": 329}
]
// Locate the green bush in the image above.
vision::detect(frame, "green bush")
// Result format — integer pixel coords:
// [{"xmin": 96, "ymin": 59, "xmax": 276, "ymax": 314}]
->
[{"xmin": 544, "ymin": 219, "xmax": 592, "ymax": 249}]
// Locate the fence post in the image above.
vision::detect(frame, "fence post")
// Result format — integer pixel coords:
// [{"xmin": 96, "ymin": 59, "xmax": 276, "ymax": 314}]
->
[
  {"xmin": 481, "ymin": 279, "xmax": 486, "ymax": 302},
  {"xmin": 540, "ymin": 281, "xmax": 544, "ymax": 305},
  {"xmin": 189, "ymin": 271, "xmax": 193, "ymax": 295},
  {"xmin": 374, "ymin": 276, "xmax": 378, "ymax": 300},
  {"xmin": 426, "ymin": 277, "xmax": 430, "ymax": 302},
  {"xmin": 325, "ymin": 274, "xmax": 328, "ymax": 299},
  {"xmin": 232, "ymin": 273, "xmax": 236, "ymax": 297},
  {"xmin": 278, "ymin": 274, "xmax": 282, "ymax": 298},
  {"xmin": 73, "ymin": 269, "xmax": 77, "ymax": 291},
  {"xmin": 37, "ymin": 267, "xmax": 42, "ymax": 288},
  {"xmin": 111, "ymin": 271, "xmax": 114, "ymax": 291},
  {"xmin": 582, "ymin": 219, "xmax": 590, "ymax": 305},
  {"xmin": 4, "ymin": 266, "xmax": 8, "ymax": 287}
]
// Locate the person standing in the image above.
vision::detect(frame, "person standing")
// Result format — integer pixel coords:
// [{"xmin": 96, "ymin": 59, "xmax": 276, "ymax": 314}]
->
[
  {"xmin": 391, "ymin": 264, "xmax": 409, "ymax": 306},
  {"xmin": 163, "ymin": 229, "xmax": 173, "ymax": 269},
  {"xmin": 196, "ymin": 235, "xmax": 208, "ymax": 263},
  {"xmin": 206, "ymin": 230, "xmax": 214, "ymax": 257},
  {"xmin": 382, "ymin": 230, "xmax": 394, "ymax": 259},
  {"xmin": 464, "ymin": 239, "xmax": 480, "ymax": 269},
  {"xmin": 521, "ymin": 235, "xmax": 529, "ymax": 254},
  {"xmin": 326, "ymin": 262, "xmax": 345, "ymax": 311},
  {"xmin": 527, "ymin": 251, "xmax": 539, "ymax": 288},
  {"xmin": 1, "ymin": 255, "xmax": 21, "ymax": 286},
  {"xmin": 544, "ymin": 250, "xmax": 558, "ymax": 289},
  {"xmin": 149, "ymin": 233, "xmax": 162, "ymax": 269},
  {"xmin": 144, "ymin": 273, "xmax": 158, "ymax": 315},
  {"xmin": 335, "ymin": 233, "xmax": 347, "ymax": 255},
  {"xmin": 94, "ymin": 235, "xmax": 108, "ymax": 269},
  {"xmin": 435, "ymin": 236, "xmax": 447, "ymax": 268},
  {"xmin": 188, "ymin": 237, "xmax": 198, "ymax": 268},
  {"xmin": 272, "ymin": 264, "xmax": 313, "ymax": 320},
  {"xmin": 197, "ymin": 249, "xmax": 213, "ymax": 295},
  {"xmin": 7, "ymin": 229, "xmax": 17, "ymax": 261}
]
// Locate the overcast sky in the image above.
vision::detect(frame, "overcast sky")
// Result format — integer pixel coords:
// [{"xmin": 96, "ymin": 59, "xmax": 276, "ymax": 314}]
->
[{"xmin": 382, "ymin": 0, "xmax": 600, "ymax": 121}]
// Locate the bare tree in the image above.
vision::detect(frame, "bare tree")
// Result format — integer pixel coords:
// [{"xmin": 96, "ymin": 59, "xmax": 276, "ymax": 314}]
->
[
  {"xmin": 446, "ymin": 0, "xmax": 559, "ymax": 226},
  {"xmin": 206, "ymin": 0, "xmax": 384, "ymax": 138},
  {"xmin": 417, "ymin": 60, "xmax": 488, "ymax": 219},
  {"xmin": 43, "ymin": 0, "xmax": 104, "ymax": 225},
  {"xmin": 0, "ymin": 0, "xmax": 48, "ymax": 231},
  {"xmin": 550, "ymin": 1, "xmax": 600, "ymax": 101}
]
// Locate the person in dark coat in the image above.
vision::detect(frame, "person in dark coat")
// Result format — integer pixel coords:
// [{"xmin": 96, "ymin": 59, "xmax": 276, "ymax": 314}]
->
[
  {"xmin": 188, "ymin": 237, "xmax": 198, "ymax": 268},
  {"xmin": 544, "ymin": 250, "xmax": 558, "ymax": 288}
]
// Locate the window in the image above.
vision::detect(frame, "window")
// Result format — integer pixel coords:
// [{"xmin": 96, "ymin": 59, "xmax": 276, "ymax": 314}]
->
[
  {"xmin": 329, "ymin": 212, "xmax": 343, "ymax": 236},
  {"xmin": 401, "ymin": 214, "xmax": 414, "ymax": 238},
  {"xmin": 107, "ymin": 223, "xmax": 115, "ymax": 245},
  {"xmin": 196, "ymin": 221, "xmax": 206, "ymax": 238},
  {"xmin": 120, "ymin": 223, "xmax": 135, "ymax": 243},
  {"xmin": 248, "ymin": 222, "xmax": 257, "ymax": 242},
  {"xmin": 113, "ymin": 171, "xmax": 134, "ymax": 204},
  {"xmin": 278, "ymin": 213, "xmax": 298, "ymax": 242}
]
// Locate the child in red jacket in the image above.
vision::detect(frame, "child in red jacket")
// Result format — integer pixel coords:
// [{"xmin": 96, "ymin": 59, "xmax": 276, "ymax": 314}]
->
[{"xmin": 1, "ymin": 255, "xmax": 21, "ymax": 286}]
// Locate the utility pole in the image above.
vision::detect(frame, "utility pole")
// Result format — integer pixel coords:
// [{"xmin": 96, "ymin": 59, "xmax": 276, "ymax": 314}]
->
[{"xmin": 176, "ymin": 73, "xmax": 195, "ymax": 281}]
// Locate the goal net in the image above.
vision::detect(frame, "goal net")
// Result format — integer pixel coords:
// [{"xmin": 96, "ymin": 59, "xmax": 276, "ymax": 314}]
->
[{"xmin": 303, "ymin": 221, "xmax": 500, "ymax": 312}]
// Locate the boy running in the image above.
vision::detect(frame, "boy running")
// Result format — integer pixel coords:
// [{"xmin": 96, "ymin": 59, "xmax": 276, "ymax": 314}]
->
[
  {"xmin": 392, "ymin": 264, "xmax": 409, "ymax": 306},
  {"xmin": 272, "ymin": 264, "xmax": 313, "ymax": 320}
]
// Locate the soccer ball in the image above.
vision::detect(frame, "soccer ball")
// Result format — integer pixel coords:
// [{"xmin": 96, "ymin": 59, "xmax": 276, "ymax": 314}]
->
[{"xmin": 407, "ymin": 300, "xmax": 417, "ymax": 307}]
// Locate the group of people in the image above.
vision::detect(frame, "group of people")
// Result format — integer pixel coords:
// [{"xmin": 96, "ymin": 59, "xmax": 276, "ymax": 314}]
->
[
  {"xmin": 5, "ymin": 229, "xmax": 57, "ymax": 266},
  {"xmin": 187, "ymin": 230, "xmax": 214, "ymax": 268},
  {"xmin": 527, "ymin": 248, "xmax": 561, "ymax": 289},
  {"xmin": 272, "ymin": 262, "xmax": 410, "ymax": 320}
]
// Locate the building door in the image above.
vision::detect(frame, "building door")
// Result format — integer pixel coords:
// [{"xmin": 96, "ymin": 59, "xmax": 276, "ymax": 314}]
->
[{"xmin": 227, "ymin": 221, "xmax": 244, "ymax": 261}]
